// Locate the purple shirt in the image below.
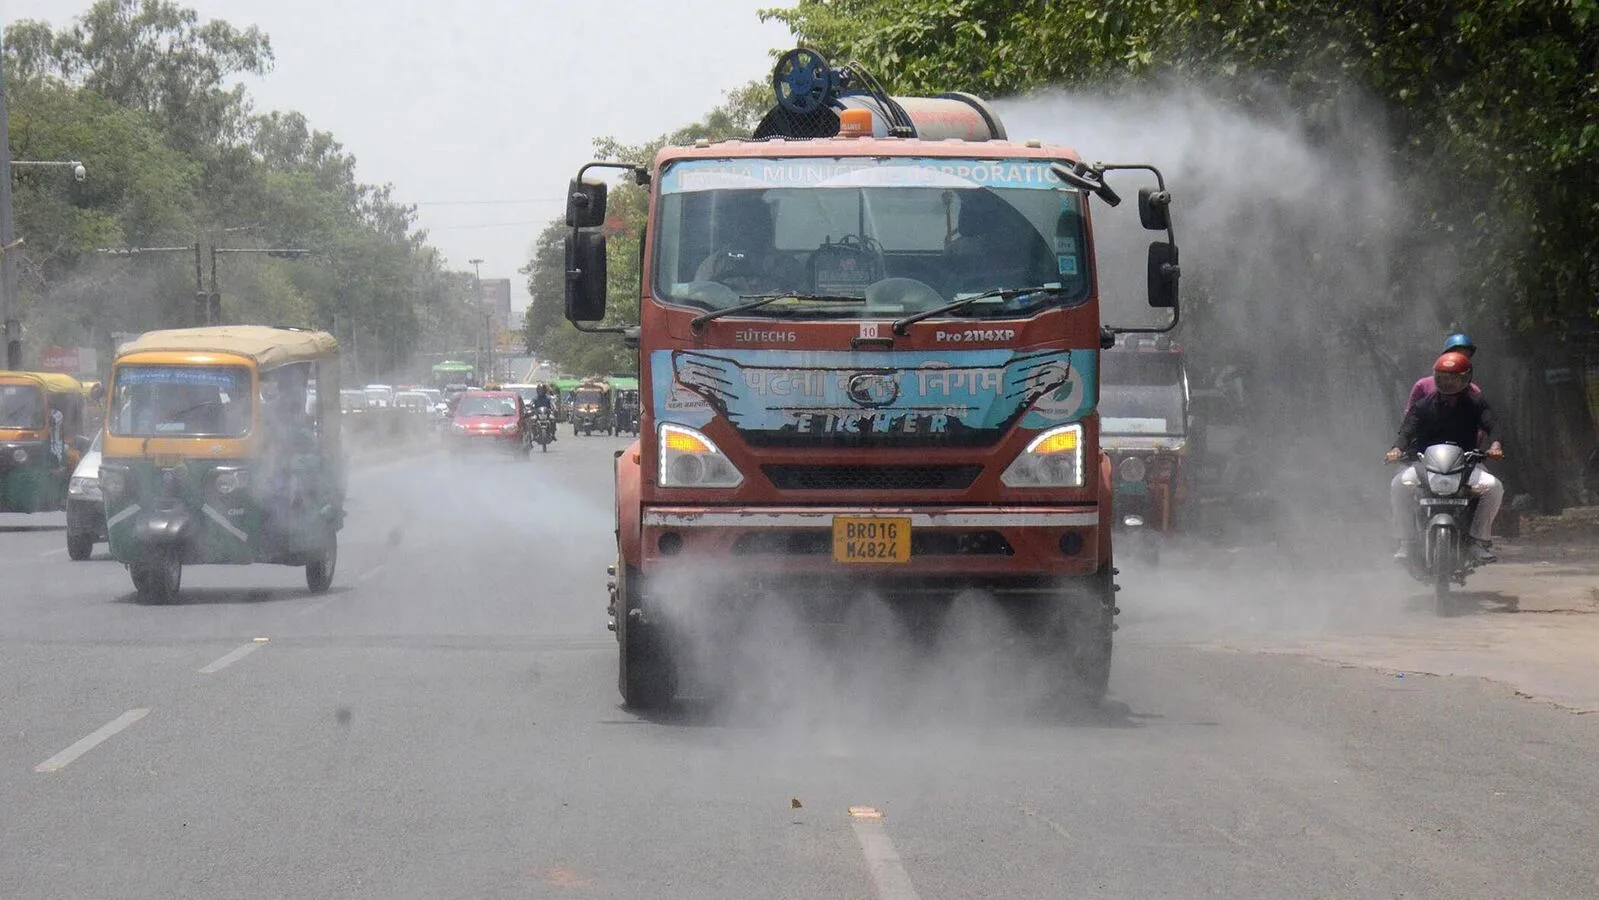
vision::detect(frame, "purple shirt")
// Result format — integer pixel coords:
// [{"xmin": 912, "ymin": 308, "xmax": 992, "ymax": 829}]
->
[{"xmin": 1405, "ymin": 376, "xmax": 1482, "ymax": 416}]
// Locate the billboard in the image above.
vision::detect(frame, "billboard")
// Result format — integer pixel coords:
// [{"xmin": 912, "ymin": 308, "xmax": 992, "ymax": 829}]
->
[{"xmin": 40, "ymin": 346, "xmax": 99, "ymax": 378}]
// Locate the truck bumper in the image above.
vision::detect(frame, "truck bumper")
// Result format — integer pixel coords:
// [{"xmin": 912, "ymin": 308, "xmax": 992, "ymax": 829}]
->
[{"xmin": 638, "ymin": 505, "xmax": 1102, "ymax": 585}]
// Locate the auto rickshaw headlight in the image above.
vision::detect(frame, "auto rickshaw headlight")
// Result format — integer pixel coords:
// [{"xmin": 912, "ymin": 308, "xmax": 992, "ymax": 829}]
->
[
  {"xmin": 1119, "ymin": 456, "xmax": 1147, "ymax": 484},
  {"xmin": 658, "ymin": 423, "xmax": 742, "ymax": 488},
  {"xmin": 1001, "ymin": 424, "xmax": 1084, "ymax": 488},
  {"xmin": 11, "ymin": 447, "xmax": 26, "ymax": 464},
  {"xmin": 100, "ymin": 467, "xmax": 126, "ymax": 497},
  {"xmin": 214, "ymin": 468, "xmax": 250, "ymax": 495}
]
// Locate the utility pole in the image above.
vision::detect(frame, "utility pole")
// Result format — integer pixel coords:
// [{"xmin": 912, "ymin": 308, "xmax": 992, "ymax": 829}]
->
[
  {"xmin": 1, "ymin": 61, "xmax": 18, "ymax": 371},
  {"xmin": 469, "ymin": 258, "xmax": 489, "ymax": 382}
]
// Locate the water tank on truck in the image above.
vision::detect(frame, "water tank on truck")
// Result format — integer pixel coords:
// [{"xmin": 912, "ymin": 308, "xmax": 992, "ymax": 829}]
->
[{"xmin": 752, "ymin": 48, "xmax": 1007, "ymax": 142}]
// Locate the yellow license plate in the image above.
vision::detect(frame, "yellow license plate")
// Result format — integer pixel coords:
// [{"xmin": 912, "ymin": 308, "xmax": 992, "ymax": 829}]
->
[
  {"xmin": 153, "ymin": 454, "xmax": 181, "ymax": 468},
  {"xmin": 831, "ymin": 516, "xmax": 912, "ymax": 564}
]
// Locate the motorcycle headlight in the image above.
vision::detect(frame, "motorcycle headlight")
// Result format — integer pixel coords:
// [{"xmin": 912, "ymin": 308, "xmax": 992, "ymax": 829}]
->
[
  {"xmin": 1427, "ymin": 472, "xmax": 1462, "ymax": 495},
  {"xmin": 1002, "ymin": 424, "xmax": 1084, "ymax": 488},
  {"xmin": 1118, "ymin": 456, "xmax": 1147, "ymax": 484},
  {"xmin": 100, "ymin": 467, "xmax": 126, "ymax": 497},
  {"xmin": 658, "ymin": 423, "xmax": 742, "ymax": 488},
  {"xmin": 451, "ymin": 422, "xmax": 467, "ymax": 433},
  {"xmin": 69, "ymin": 476, "xmax": 102, "ymax": 500},
  {"xmin": 10, "ymin": 447, "xmax": 26, "ymax": 464}
]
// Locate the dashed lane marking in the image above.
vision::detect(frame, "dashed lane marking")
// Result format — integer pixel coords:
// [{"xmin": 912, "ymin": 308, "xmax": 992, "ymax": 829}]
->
[
  {"xmin": 34, "ymin": 708, "xmax": 150, "ymax": 773},
  {"xmin": 197, "ymin": 639, "xmax": 267, "ymax": 674},
  {"xmin": 849, "ymin": 806, "xmax": 921, "ymax": 900}
]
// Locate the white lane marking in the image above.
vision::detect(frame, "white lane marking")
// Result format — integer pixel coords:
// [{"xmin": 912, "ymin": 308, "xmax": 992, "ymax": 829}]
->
[
  {"xmin": 198, "ymin": 640, "xmax": 266, "ymax": 674},
  {"xmin": 34, "ymin": 708, "xmax": 150, "ymax": 773},
  {"xmin": 849, "ymin": 807, "xmax": 921, "ymax": 900},
  {"xmin": 357, "ymin": 563, "xmax": 387, "ymax": 583},
  {"xmin": 39, "ymin": 546, "xmax": 69, "ymax": 557}
]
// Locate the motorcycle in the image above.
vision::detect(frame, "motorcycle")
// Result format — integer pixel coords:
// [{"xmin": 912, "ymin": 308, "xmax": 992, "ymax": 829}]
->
[
  {"xmin": 1394, "ymin": 444, "xmax": 1491, "ymax": 614},
  {"xmin": 531, "ymin": 408, "xmax": 557, "ymax": 452}
]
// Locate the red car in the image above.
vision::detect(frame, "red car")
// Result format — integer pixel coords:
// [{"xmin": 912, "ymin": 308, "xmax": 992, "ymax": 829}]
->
[{"xmin": 448, "ymin": 390, "xmax": 529, "ymax": 456}]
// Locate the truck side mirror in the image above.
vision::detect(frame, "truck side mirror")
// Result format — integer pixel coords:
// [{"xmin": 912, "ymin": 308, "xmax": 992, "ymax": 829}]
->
[
  {"xmin": 1147, "ymin": 241, "xmax": 1180, "ymax": 309},
  {"xmin": 565, "ymin": 230, "xmax": 608, "ymax": 322},
  {"xmin": 566, "ymin": 179, "xmax": 607, "ymax": 229},
  {"xmin": 1138, "ymin": 187, "xmax": 1172, "ymax": 231}
]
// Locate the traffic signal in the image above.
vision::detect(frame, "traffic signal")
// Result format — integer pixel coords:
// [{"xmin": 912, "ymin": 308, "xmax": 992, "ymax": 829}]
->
[{"xmin": 265, "ymin": 249, "xmax": 309, "ymax": 259}]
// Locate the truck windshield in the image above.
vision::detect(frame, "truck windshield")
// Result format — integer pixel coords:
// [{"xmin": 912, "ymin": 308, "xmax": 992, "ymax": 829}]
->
[
  {"xmin": 110, "ymin": 365, "xmax": 252, "ymax": 437},
  {"xmin": 1100, "ymin": 352, "xmax": 1187, "ymax": 437},
  {"xmin": 652, "ymin": 157, "xmax": 1090, "ymax": 320},
  {"xmin": 0, "ymin": 384, "xmax": 44, "ymax": 429}
]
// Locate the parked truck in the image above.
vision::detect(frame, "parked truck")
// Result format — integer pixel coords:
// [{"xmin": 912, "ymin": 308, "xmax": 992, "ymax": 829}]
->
[{"xmin": 564, "ymin": 49, "xmax": 1180, "ymax": 708}]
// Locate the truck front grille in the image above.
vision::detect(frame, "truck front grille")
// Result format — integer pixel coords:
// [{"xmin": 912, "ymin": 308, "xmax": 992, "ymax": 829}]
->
[{"xmin": 763, "ymin": 465, "xmax": 982, "ymax": 491}]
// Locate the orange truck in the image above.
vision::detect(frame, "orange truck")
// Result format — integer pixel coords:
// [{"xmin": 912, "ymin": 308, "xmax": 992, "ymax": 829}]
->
[{"xmin": 564, "ymin": 49, "xmax": 1180, "ymax": 708}]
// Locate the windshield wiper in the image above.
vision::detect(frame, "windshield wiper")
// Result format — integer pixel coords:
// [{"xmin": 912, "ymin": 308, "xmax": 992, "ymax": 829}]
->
[
  {"xmin": 690, "ymin": 293, "xmax": 865, "ymax": 330},
  {"xmin": 891, "ymin": 285, "xmax": 1064, "ymax": 336}
]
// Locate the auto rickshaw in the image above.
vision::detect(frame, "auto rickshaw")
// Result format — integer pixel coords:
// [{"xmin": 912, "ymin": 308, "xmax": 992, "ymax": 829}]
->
[
  {"xmin": 614, "ymin": 388, "xmax": 641, "ymax": 436},
  {"xmin": 1, "ymin": 371, "xmax": 90, "ymax": 513},
  {"xmin": 1099, "ymin": 335, "xmax": 1193, "ymax": 565},
  {"xmin": 570, "ymin": 380, "xmax": 614, "ymax": 436},
  {"xmin": 101, "ymin": 325, "xmax": 346, "ymax": 603}
]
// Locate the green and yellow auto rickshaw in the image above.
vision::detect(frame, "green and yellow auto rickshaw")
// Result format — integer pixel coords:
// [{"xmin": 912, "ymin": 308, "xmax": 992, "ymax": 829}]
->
[
  {"xmin": 0, "ymin": 371, "xmax": 89, "ymax": 513},
  {"xmin": 101, "ymin": 326, "xmax": 346, "ymax": 603},
  {"xmin": 570, "ymin": 380, "xmax": 614, "ymax": 436}
]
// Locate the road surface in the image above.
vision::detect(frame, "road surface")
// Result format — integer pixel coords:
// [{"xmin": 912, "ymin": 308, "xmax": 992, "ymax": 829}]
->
[{"xmin": 2, "ymin": 439, "xmax": 1596, "ymax": 899}]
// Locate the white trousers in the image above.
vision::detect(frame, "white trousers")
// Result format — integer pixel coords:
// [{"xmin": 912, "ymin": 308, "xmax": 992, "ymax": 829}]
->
[{"xmin": 1391, "ymin": 466, "xmax": 1503, "ymax": 542}]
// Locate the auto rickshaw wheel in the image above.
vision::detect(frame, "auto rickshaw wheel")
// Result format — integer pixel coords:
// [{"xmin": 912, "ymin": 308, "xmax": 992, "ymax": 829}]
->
[
  {"xmin": 306, "ymin": 531, "xmax": 337, "ymax": 594},
  {"xmin": 66, "ymin": 533, "xmax": 93, "ymax": 561},
  {"xmin": 131, "ymin": 552, "xmax": 182, "ymax": 604}
]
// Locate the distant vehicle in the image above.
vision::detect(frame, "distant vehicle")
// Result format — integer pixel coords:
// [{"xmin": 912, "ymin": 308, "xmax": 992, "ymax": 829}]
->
[
  {"xmin": 393, "ymin": 391, "xmax": 432, "ymax": 413},
  {"xmin": 363, "ymin": 384, "xmax": 394, "ymax": 408},
  {"xmin": 65, "ymin": 429, "xmax": 105, "ymax": 561},
  {"xmin": 448, "ymin": 390, "xmax": 529, "ymax": 457},
  {"xmin": 340, "ymin": 389, "xmax": 368, "ymax": 413}
]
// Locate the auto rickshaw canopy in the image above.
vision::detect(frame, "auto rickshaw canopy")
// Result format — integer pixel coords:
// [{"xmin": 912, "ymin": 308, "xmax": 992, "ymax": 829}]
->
[
  {"xmin": 0, "ymin": 370, "xmax": 87, "ymax": 395},
  {"xmin": 117, "ymin": 325, "xmax": 338, "ymax": 369}
]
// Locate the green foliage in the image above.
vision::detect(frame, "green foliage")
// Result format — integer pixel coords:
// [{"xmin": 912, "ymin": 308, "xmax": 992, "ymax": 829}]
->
[
  {"xmin": 521, "ymin": 83, "xmax": 771, "ymax": 373},
  {"xmin": 4, "ymin": 0, "xmax": 484, "ymax": 382},
  {"xmin": 766, "ymin": 0, "xmax": 1599, "ymax": 337}
]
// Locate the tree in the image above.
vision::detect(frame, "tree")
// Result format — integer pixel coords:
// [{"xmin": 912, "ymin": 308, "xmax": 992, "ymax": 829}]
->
[{"xmin": 521, "ymin": 82, "xmax": 772, "ymax": 374}]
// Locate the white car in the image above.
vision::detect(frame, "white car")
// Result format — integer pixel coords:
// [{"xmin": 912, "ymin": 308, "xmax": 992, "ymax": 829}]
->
[{"xmin": 65, "ymin": 430, "xmax": 104, "ymax": 561}]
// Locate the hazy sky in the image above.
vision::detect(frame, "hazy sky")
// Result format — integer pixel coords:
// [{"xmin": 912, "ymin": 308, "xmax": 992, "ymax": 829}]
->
[{"xmin": 8, "ymin": 0, "xmax": 795, "ymax": 310}]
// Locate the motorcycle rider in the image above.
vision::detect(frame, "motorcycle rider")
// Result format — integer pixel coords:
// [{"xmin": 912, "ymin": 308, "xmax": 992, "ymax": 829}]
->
[
  {"xmin": 1405, "ymin": 332, "xmax": 1482, "ymax": 415},
  {"xmin": 531, "ymin": 383, "xmax": 556, "ymax": 442},
  {"xmin": 1386, "ymin": 351, "xmax": 1505, "ymax": 562}
]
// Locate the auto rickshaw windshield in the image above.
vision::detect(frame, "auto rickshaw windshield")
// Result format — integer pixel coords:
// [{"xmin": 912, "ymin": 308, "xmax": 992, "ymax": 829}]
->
[
  {"xmin": 573, "ymin": 389, "xmax": 604, "ymax": 407},
  {"xmin": 110, "ymin": 365, "xmax": 253, "ymax": 437},
  {"xmin": 0, "ymin": 384, "xmax": 44, "ymax": 429}
]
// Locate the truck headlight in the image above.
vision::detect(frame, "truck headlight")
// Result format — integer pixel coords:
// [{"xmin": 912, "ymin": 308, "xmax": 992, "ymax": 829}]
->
[
  {"xmin": 69, "ymin": 476, "xmax": 102, "ymax": 500},
  {"xmin": 1427, "ymin": 472, "xmax": 1462, "ymax": 495},
  {"xmin": 658, "ymin": 423, "xmax": 742, "ymax": 488},
  {"xmin": 1001, "ymin": 424, "xmax": 1084, "ymax": 488}
]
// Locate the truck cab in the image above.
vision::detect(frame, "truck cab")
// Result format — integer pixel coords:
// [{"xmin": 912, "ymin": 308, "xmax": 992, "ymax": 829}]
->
[{"xmin": 564, "ymin": 49, "xmax": 1180, "ymax": 709}]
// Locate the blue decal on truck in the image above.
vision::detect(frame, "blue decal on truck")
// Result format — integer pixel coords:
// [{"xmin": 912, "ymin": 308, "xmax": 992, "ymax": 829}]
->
[{"xmin": 650, "ymin": 348, "xmax": 1096, "ymax": 438}]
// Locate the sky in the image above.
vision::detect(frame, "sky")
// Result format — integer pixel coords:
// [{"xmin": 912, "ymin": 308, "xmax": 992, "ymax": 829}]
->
[{"xmin": 8, "ymin": 0, "xmax": 796, "ymax": 313}]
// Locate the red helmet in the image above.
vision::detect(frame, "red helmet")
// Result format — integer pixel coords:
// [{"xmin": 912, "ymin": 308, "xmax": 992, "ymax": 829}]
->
[{"xmin": 1434, "ymin": 351, "xmax": 1473, "ymax": 395}]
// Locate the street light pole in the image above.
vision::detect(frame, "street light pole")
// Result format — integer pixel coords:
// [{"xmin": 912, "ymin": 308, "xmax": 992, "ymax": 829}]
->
[{"xmin": 1, "ymin": 62, "xmax": 18, "ymax": 370}]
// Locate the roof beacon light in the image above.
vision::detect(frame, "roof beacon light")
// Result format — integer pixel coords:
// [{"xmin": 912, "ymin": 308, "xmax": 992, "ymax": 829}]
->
[{"xmin": 838, "ymin": 108, "xmax": 873, "ymax": 138}]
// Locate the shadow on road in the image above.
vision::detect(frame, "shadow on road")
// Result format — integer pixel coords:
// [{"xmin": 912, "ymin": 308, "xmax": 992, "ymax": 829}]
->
[
  {"xmin": 617, "ymin": 694, "xmax": 1145, "ymax": 731},
  {"xmin": 1403, "ymin": 589, "xmax": 1520, "ymax": 617},
  {"xmin": 115, "ymin": 585, "xmax": 355, "ymax": 607}
]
